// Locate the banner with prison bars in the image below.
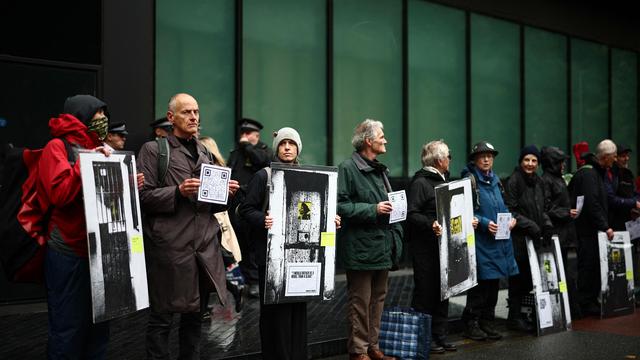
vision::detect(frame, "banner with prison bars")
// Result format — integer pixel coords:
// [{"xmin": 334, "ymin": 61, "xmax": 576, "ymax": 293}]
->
[
  {"xmin": 264, "ymin": 163, "xmax": 338, "ymax": 304},
  {"xmin": 79, "ymin": 151, "xmax": 149, "ymax": 323}
]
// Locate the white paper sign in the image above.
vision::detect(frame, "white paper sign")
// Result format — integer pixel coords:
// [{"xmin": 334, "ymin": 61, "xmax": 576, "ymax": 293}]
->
[
  {"xmin": 198, "ymin": 164, "xmax": 231, "ymax": 204},
  {"xmin": 495, "ymin": 212, "xmax": 512, "ymax": 240},
  {"xmin": 575, "ymin": 195, "xmax": 585, "ymax": 217},
  {"xmin": 625, "ymin": 218, "xmax": 640, "ymax": 240},
  {"xmin": 388, "ymin": 190, "xmax": 407, "ymax": 224},
  {"xmin": 285, "ymin": 262, "xmax": 322, "ymax": 296},
  {"xmin": 538, "ymin": 291, "xmax": 554, "ymax": 329}
]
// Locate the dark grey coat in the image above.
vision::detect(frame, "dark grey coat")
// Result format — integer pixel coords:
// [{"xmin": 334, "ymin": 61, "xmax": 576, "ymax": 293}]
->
[{"xmin": 138, "ymin": 135, "xmax": 228, "ymax": 313}]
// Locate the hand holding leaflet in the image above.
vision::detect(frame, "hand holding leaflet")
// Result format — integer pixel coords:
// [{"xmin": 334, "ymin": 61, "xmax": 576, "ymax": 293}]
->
[
  {"xmin": 388, "ymin": 190, "xmax": 407, "ymax": 224},
  {"xmin": 495, "ymin": 212, "xmax": 512, "ymax": 240}
]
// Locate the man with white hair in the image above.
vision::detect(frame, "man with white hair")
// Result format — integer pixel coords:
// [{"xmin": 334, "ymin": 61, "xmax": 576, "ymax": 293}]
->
[
  {"xmin": 337, "ymin": 119, "xmax": 403, "ymax": 360},
  {"xmin": 407, "ymin": 140, "xmax": 460, "ymax": 353},
  {"xmin": 568, "ymin": 139, "xmax": 615, "ymax": 316}
]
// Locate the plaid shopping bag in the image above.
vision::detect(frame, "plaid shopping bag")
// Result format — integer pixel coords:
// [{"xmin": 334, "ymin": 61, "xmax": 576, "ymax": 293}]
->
[{"xmin": 379, "ymin": 306, "xmax": 431, "ymax": 360}]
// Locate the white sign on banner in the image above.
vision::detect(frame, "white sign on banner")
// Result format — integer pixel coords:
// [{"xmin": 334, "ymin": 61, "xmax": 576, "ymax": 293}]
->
[
  {"xmin": 285, "ymin": 262, "xmax": 322, "ymax": 297},
  {"xmin": 388, "ymin": 190, "xmax": 407, "ymax": 224}
]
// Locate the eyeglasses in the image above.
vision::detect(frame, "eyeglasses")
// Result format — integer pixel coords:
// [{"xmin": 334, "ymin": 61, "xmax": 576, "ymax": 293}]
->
[{"xmin": 447, "ymin": 154, "xmax": 452, "ymax": 160}]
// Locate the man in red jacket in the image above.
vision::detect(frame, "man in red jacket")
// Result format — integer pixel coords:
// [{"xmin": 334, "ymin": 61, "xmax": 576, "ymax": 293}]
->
[{"xmin": 38, "ymin": 94, "xmax": 113, "ymax": 359}]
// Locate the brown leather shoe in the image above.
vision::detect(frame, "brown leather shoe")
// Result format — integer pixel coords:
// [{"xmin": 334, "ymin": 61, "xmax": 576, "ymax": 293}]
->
[
  {"xmin": 367, "ymin": 348, "xmax": 397, "ymax": 360},
  {"xmin": 349, "ymin": 354, "xmax": 371, "ymax": 360}
]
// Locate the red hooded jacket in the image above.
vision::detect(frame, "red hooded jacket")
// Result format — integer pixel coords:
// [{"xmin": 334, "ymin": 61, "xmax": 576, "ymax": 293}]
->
[{"xmin": 37, "ymin": 114, "xmax": 101, "ymax": 257}]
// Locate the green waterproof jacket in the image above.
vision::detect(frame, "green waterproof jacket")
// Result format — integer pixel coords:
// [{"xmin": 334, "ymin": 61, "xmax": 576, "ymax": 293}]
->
[{"xmin": 337, "ymin": 152, "xmax": 403, "ymax": 270}]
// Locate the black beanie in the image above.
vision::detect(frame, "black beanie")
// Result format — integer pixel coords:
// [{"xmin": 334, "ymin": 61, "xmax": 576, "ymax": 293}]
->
[
  {"xmin": 519, "ymin": 144, "xmax": 540, "ymax": 163},
  {"xmin": 63, "ymin": 95, "xmax": 108, "ymax": 124}
]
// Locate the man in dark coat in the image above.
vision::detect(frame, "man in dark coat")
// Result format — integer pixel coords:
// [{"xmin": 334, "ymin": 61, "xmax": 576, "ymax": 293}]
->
[
  {"xmin": 540, "ymin": 146, "xmax": 579, "ymax": 315},
  {"xmin": 138, "ymin": 93, "xmax": 239, "ymax": 359},
  {"xmin": 407, "ymin": 140, "xmax": 458, "ymax": 354},
  {"xmin": 228, "ymin": 118, "xmax": 273, "ymax": 297},
  {"xmin": 504, "ymin": 145, "xmax": 553, "ymax": 332},
  {"xmin": 568, "ymin": 139, "xmax": 615, "ymax": 316},
  {"xmin": 608, "ymin": 143, "xmax": 640, "ymax": 231},
  {"xmin": 337, "ymin": 119, "xmax": 402, "ymax": 360}
]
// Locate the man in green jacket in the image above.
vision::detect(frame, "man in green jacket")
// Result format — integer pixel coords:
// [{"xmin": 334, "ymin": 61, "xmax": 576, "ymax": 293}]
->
[{"xmin": 337, "ymin": 119, "xmax": 403, "ymax": 360}]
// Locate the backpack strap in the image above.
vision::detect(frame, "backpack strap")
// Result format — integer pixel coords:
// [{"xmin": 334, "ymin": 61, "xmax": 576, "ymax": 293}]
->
[
  {"xmin": 466, "ymin": 172, "xmax": 481, "ymax": 211},
  {"xmin": 261, "ymin": 167, "xmax": 272, "ymax": 213},
  {"xmin": 59, "ymin": 138, "xmax": 77, "ymax": 166},
  {"xmin": 156, "ymin": 137, "xmax": 170, "ymax": 186}
]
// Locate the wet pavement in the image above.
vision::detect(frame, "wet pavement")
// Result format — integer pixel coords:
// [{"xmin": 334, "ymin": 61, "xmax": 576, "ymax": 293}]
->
[{"xmin": 2, "ymin": 268, "xmax": 639, "ymax": 359}]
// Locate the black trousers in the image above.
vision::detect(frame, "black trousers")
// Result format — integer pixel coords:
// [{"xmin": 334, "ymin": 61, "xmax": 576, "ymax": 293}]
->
[
  {"xmin": 576, "ymin": 234, "xmax": 601, "ymax": 307},
  {"xmin": 508, "ymin": 245, "xmax": 534, "ymax": 299},
  {"xmin": 233, "ymin": 216, "xmax": 259, "ymax": 284},
  {"xmin": 145, "ymin": 310, "xmax": 201, "ymax": 360},
  {"xmin": 411, "ymin": 254, "xmax": 449, "ymax": 341},
  {"xmin": 258, "ymin": 266, "xmax": 308, "ymax": 360},
  {"xmin": 463, "ymin": 279, "xmax": 500, "ymax": 321}
]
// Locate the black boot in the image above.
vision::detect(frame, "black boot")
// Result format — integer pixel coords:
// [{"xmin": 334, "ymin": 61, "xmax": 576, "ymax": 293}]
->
[
  {"xmin": 227, "ymin": 281, "xmax": 244, "ymax": 313},
  {"xmin": 507, "ymin": 297, "xmax": 533, "ymax": 332},
  {"xmin": 463, "ymin": 319, "xmax": 488, "ymax": 341},
  {"xmin": 479, "ymin": 319, "xmax": 503, "ymax": 340}
]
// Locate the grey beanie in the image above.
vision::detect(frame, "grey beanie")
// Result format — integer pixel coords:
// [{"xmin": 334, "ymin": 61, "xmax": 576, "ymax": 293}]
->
[{"xmin": 272, "ymin": 127, "xmax": 302, "ymax": 155}]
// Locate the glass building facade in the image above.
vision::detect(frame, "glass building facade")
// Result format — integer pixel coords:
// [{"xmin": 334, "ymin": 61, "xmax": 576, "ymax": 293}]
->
[{"xmin": 156, "ymin": 0, "xmax": 638, "ymax": 178}]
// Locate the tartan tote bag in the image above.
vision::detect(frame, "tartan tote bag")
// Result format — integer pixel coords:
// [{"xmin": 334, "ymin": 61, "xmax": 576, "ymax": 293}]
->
[{"xmin": 379, "ymin": 306, "xmax": 431, "ymax": 360}]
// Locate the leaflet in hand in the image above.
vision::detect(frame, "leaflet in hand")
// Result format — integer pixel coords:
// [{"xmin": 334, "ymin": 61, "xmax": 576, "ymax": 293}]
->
[
  {"xmin": 198, "ymin": 164, "xmax": 231, "ymax": 205},
  {"xmin": 575, "ymin": 195, "xmax": 584, "ymax": 217},
  {"xmin": 388, "ymin": 190, "xmax": 407, "ymax": 224},
  {"xmin": 495, "ymin": 212, "xmax": 512, "ymax": 240}
]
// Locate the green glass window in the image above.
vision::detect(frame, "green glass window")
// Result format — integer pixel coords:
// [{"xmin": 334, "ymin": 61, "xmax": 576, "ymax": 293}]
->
[
  {"xmin": 156, "ymin": 0, "xmax": 236, "ymax": 153},
  {"xmin": 243, "ymin": 0, "xmax": 326, "ymax": 165},
  {"xmin": 570, "ymin": 39, "xmax": 608, "ymax": 169},
  {"xmin": 611, "ymin": 49, "xmax": 638, "ymax": 172},
  {"xmin": 408, "ymin": 1, "xmax": 466, "ymax": 177},
  {"xmin": 333, "ymin": 0, "xmax": 403, "ymax": 176},
  {"xmin": 470, "ymin": 15, "xmax": 520, "ymax": 178},
  {"xmin": 524, "ymin": 27, "xmax": 567, "ymax": 152}
]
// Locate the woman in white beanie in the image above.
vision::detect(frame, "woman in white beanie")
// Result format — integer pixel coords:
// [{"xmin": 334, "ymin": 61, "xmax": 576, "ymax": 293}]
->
[{"xmin": 240, "ymin": 127, "xmax": 340, "ymax": 359}]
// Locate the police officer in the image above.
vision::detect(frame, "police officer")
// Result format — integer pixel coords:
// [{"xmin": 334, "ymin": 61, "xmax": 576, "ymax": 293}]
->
[{"xmin": 228, "ymin": 118, "xmax": 273, "ymax": 297}]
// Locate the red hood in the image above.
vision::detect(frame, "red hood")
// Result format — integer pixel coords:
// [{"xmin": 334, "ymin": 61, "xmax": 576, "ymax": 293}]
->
[{"xmin": 48, "ymin": 114, "xmax": 101, "ymax": 149}]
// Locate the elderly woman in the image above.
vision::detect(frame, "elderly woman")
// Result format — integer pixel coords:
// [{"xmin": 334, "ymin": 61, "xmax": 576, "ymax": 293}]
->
[
  {"xmin": 407, "ymin": 140, "xmax": 462, "ymax": 354},
  {"xmin": 504, "ymin": 145, "xmax": 553, "ymax": 332},
  {"xmin": 337, "ymin": 119, "xmax": 403, "ymax": 360},
  {"xmin": 461, "ymin": 141, "xmax": 517, "ymax": 341}
]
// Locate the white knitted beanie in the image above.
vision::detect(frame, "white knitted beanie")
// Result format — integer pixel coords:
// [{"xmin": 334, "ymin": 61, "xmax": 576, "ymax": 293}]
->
[{"xmin": 272, "ymin": 127, "xmax": 302, "ymax": 155}]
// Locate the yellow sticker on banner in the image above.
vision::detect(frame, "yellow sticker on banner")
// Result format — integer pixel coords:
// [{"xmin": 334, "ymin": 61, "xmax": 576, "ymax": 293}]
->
[
  {"xmin": 627, "ymin": 270, "xmax": 634, "ymax": 281},
  {"xmin": 321, "ymin": 232, "xmax": 335, "ymax": 247},
  {"xmin": 466, "ymin": 234, "xmax": 475, "ymax": 247},
  {"xmin": 131, "ymin": 235, "xmax": 144, "ymax": 254},
  {"xmin": 559, "ymin": 281, "xmax": 567, "ymax": 293}
]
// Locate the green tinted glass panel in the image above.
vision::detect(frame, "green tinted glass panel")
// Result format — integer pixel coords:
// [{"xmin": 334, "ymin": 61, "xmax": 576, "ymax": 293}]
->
[
  {"xmin": 408, "ymin": 1, "xmax": 465, "ymax": 177},
  {"xmin": 571, "ymin": 39, "xmax": 608, "ymax": 169},
  {"xmin": 611, "ymin": 49, "xmax": 638, "ymax": 173},
  {"xmin": 471, "ymin": 15, "xmax": 520, "ymax": 178},
  {"xmin": 333, "ymin": 0, "xmax": 403, "ymax": 176},
  {"xmin": 524, "ymin": 28, "xmax": 567, "ymax": 152},
  {"xmin": 243, "ymin": 0, "xmax": 326, "ymax": 165},
  {"xmin": 156, "ymin": 0, "xmax": 235, "ymax": 154}
]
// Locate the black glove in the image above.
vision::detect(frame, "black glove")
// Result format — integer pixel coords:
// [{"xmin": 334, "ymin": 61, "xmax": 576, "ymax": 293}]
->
[{"xmin": 542, "ymin": 227, "xmax": 555, "ymax": 248}]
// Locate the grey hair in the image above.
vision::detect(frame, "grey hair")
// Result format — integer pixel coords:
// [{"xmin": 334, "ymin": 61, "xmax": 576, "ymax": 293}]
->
[
  {"xmin": 167, "ymin": 93, "xmax": 193, "ymax": 112},
  {"xmin": 421, "ymin": 140, "xmax": 449, "ymax": 167},
  {"xmin": 351, "ymin": 119, "xmax": 384, "ymax": 151},
  {"xmin": 596, "ymin": 139, "xmax": 617, "ymax": 158}
]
